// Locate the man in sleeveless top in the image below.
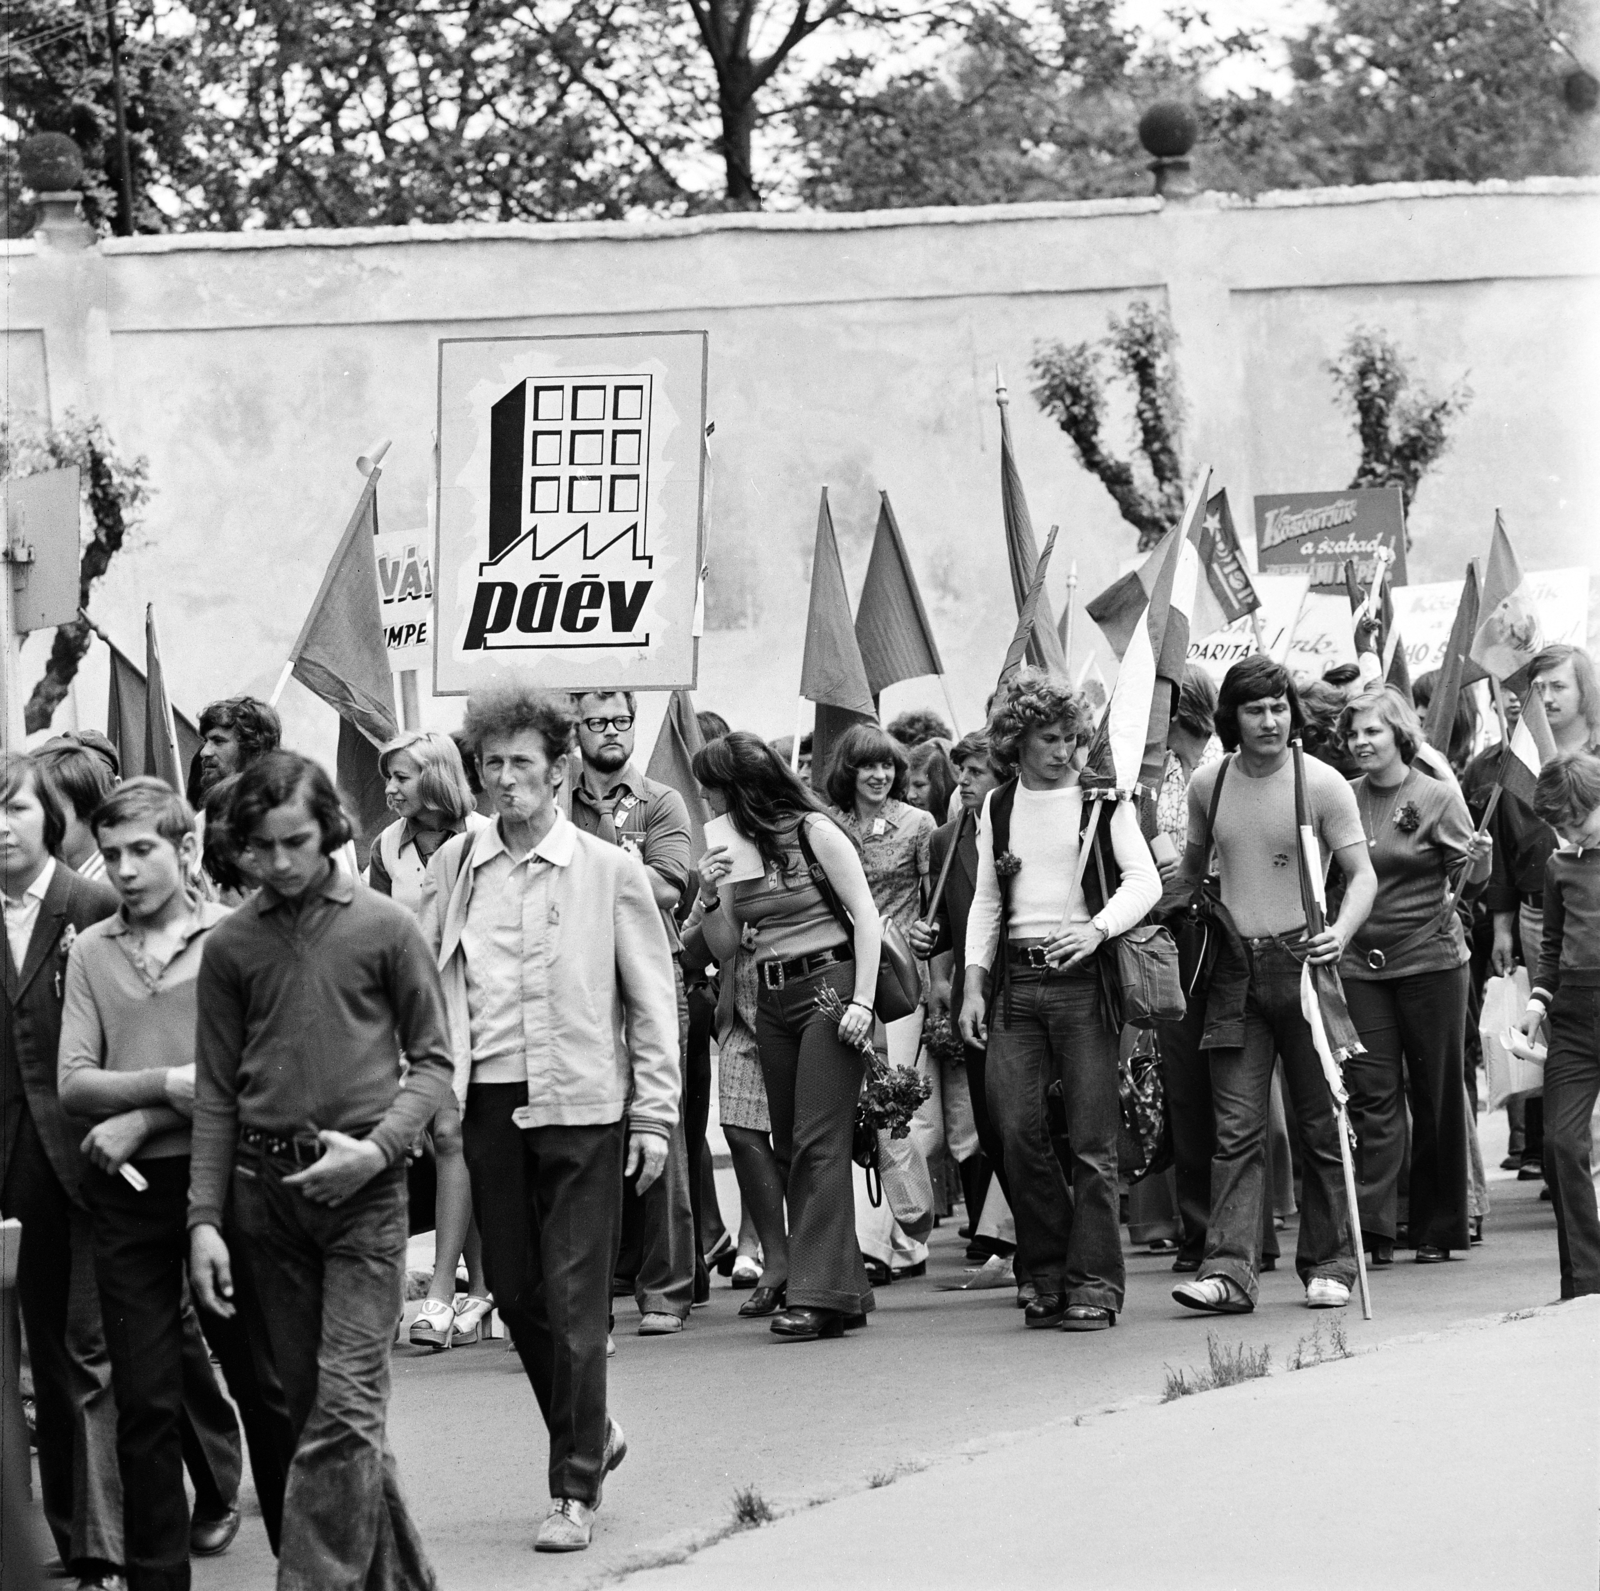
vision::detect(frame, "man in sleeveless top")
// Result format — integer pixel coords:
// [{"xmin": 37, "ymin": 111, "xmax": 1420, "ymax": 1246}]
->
[
  {"xmin": 1169, "ymin": 658, "xmax": 1376, "ymax": 1315},
  {"xmin": 570, "ymin": 690, "xmax": 698, "ymax": 1334}
]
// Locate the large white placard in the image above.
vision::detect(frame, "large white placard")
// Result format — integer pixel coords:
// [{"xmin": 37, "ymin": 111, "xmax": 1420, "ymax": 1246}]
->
[
  {"xmin": 374, "ymin": 528, "xmax": 434, "ymax": 673},
  {"xmin": 1390, "ymin": 567, "xmax": 1591, "ymax": 678},
  {"xmin": 434, "ymin": 331, "xmax": 707, "ymax": 694}
]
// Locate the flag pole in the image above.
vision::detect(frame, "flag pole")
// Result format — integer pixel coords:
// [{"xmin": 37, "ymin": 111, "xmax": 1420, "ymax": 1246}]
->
[
  {"xmin": 1250, "ymin": 610, "xmax": 1269, "ymax": 655},
  {"xmin": 1292, "ymin": 737, "xmax": 1372, "ymax": 1322},
  {"xmin": 790, "ymin": 698, "xmax": 806, "ymax": 774},
  {"xmin": 1060, "ymin": 556, "xmax": 1077, "ymax": 668},
  {"xmin": 935, "ymin": 676, "xmax": 962, "ymax": 739},
  {"xmin": 267, "ymin": 659, "xmax": 294, "ymax": 709},
  {"xmin": 918, "ymin": 808, "xmax": 970, "ymax": 947}
]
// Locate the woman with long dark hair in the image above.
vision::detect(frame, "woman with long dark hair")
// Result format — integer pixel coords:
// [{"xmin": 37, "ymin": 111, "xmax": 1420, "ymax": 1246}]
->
[{"xmin": 692, "ymin": 733, "xmax": 883, "ymax": 1341}]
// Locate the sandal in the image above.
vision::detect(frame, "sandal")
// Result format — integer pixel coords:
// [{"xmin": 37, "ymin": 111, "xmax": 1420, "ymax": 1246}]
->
[
  {"xmin": 451, "ymin": 1293, "xmax": 494, "ymax": 1344},
  {"xmin": 409, "ymin": 1298, "xmax": 456, "ymax": 1351}
]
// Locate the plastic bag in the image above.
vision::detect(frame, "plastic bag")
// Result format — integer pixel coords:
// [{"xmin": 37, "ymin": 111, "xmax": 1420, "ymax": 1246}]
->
[
  {"xmin": 1481, "ymin": 968, "xmax": 1544, "ymax": 1110},
  {"xmin": 869, "ymin": 1131, "xmax": 935, "ymax": 1241}
]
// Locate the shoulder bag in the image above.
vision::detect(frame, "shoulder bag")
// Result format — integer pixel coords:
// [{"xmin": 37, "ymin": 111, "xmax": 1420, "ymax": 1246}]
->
[
  {"xmin": 1092, "ymin": 829, "xmax": 1185, "ymax": 1026},
  {"xmin": 796, "ymin": 818, "xmax": 921, "ymax": 1023}
]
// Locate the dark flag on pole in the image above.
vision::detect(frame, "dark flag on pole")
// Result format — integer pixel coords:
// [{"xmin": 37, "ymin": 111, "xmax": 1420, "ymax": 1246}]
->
[
  {"xmin": 288, "ymin": 470, "xmax": 398, "ymax": 748},
  {"xmin": 143, "ymin": 605, "xmax": 186, "ymax": 793},
  {"xmin": 855, "ymin": 493, "xmax": 943, "ymax": 697},
  {"xmin": 647, "ymin": 688, "xmax": 711, "ymax": 859},
  {"xmin": 800, "ymin": 488, "xmax": 876, "ymax": 789},
  {"xmin": 996, "ymin": 376, "xmax": 1067, "ymax": 675},
  {"xmin": 106, "ymin": 637, "xmax": 201, "ymax": 783},
  {"xmin": 1422, "ymin": 562, "xmax": 1483, "ymax": 757},
  {"xmin": 337, "ymin": 719, "xmax": 390, "ymax": 869},
  {"xmin": 997, "ymin": 526, "xmax": 1060, "ymax": 688}
]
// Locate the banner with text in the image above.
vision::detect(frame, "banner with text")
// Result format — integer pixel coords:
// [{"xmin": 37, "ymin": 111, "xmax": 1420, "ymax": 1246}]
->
[
  {"xmin": 1391, "ymin": 566, "xmax": 1591, "ymax": 678},
  {"xmin": 375, "ymin": 528, "xmax": 434, "ymax": 673},
  {"xmin": 1254, "ymin": 487, "xmax": 1407, "ymax": 593},
  {"xmin": 1187, "ymin": 574, "xmax": 1358, "ymax": 685},
  {"xmin": 434, "ymin": 331, "xmax": 708, "ymax": 694}
]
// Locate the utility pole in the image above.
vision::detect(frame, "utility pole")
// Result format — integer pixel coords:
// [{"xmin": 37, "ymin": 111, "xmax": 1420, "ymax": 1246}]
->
[{"xmin": 104, "ymin": 0, "xmax": 136, "ymax": 235}]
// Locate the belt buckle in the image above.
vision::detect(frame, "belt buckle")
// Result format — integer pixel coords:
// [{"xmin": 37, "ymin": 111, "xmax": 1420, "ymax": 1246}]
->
[
  {"xmin": 763, "ymin": 960, "xmax": 785, "ymax": 990},
  {"xmin": 1024, "ymin": 945, "xmax": 1049, "ymax": 970},
  {"xmin": 1365, "ymin": 948, "xmax": 1387, "ymax": 971}
]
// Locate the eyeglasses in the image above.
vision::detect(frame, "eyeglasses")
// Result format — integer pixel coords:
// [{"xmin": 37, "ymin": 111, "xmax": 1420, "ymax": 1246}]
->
[{"xmin": 582, "ymin": 715, "xmax": 634, "ymax": 734}]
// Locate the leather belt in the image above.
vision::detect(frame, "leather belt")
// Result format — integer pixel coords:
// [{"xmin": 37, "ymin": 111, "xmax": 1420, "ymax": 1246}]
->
[
  {"xmin": 238, "ymin": 1127, "xmax": 324, "ymax": 1167},
  {"xmin": 758, "ymin": 945, "xmax": 852, "ymax": 990},
  {"xmin": 1008, "ymin": 940, "xmax": 1054, "ymax": 970},
  {"xmin": 1522, "ymin": 892, "xmax": 1543, "ymax": 910}
]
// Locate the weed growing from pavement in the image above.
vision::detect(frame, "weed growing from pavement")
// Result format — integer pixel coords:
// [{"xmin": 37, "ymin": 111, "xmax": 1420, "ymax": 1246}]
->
[
  {"xmin": 868, "ymin": 1471, "xmax": 894, "ymax": 1489},
  {"xmin": 1161, "ymin": 1333, "xmax": 1272, "ymax": 1402},
  {"xmin": 1290, "ymin": 1319, "xmax": 1354, "ymax": 1370},
  {"xmin": 1503, "ymin": 1308, "xmax": 1538, "ymax": 1322},
  {"xmin": 731, "ymin": 1486, "xmax": 774, "ymax": 1529}
]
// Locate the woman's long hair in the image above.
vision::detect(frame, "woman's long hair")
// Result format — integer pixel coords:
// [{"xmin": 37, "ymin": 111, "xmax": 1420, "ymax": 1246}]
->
[{"xmin": 691, "ymin": 732, "xmax": 843, "ymax": 875}]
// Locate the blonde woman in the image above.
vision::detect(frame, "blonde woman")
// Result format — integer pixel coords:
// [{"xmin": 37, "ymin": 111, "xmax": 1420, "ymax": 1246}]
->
[{"xmin": 369, "ymin": 730, "xmax": 493, "ymax": 1348}]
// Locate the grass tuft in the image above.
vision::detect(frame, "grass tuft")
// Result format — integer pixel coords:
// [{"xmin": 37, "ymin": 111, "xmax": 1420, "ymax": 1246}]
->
[
  {"xmin": 1162, "ymin": 1332, "xmax": 1272, "ymax": 1401},
  {"xmin": 731, "ymin": 1486, "xmax": 774, "ymax": 1529},
  {"xmin": 1291, "ymin": 1319, "xmax": 1355, "ymax": 1370}
]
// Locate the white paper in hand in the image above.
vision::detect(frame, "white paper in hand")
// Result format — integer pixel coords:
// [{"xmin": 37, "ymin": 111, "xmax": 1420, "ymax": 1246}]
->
[{"xmin": 703, "ymin": 814, "xmax": 765, "ymax": 884}]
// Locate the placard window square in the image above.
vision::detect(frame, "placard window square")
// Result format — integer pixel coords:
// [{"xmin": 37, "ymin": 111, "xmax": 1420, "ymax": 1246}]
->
[
  {"xmin": 531, "ymin": 432, "xmax": 562, "ymax": 467},
  {"xmin": 609, "ymin": 476, "xmax": 640, "ymax": 513},
  {"xmin": 572, "ymin": 386, "xmax": 606, "ymax": 422},
  {"xmin": 613, "ymin": 386, "xmax": 644, "ymax": 421},
  {"xmin": 611, "ymin": 431, "xmax": 641, "ymax": 466},
  {"xmin": 569, "ymin": 430, "xmax": 604, "ymax": 467},
  {"xmin": 568, "ymin": 476, "xmax": 603, "ymax": 514},
  {"xmin": 532, "ymin": 386, "xmax": 564, "ymax": 422},
  {"xmin": 530, "ymin": 478, "xmax": 561, "ymax": 515}
]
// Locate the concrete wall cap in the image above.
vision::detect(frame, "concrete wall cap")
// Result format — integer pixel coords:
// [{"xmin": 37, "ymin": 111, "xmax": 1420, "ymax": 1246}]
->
[{"xmin": 91, "ymin": 175, "xmax": 1599, "ymax": 259}]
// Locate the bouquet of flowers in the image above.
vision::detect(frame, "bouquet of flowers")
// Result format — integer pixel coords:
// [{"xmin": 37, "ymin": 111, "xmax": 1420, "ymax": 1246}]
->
[
  {"xmin": 813, "ymin": 985, "xmax": 932, "ymax": 1141},
  {"xmin": 921, "ymin": 1011, "xmax": 965, "ymax": 1067}
]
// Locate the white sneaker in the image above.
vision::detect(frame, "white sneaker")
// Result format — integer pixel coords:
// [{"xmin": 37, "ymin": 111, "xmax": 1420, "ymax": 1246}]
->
[
  {"xmin": 534, "ymin": 1498, "xmax": 594, "ymax": 1552},
  {"xmin": 1172, "ymin": 1275, "xmax": 1254, "ymax": 1314},
  {"xmin": 1305, "ymin": 1277, "xmax": 1351, "ymax": 1309}
]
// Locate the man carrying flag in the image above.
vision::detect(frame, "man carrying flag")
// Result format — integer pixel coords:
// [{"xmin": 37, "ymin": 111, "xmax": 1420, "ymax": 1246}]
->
[{"xmin": 1167, "ymin": 655, "xmax": 1375, "ymax": 1315}]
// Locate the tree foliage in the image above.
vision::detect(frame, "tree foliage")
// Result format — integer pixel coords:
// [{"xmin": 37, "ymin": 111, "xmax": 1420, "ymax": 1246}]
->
[
  {"xmin": 1327, "ymin": 329, "xmax": 1470, "ymax": 526},
  {"xmin": 1, "ymin": 415, "xmax": 152, "ymax": 732},
  {"xmin": 1031, "ymin": 300, "xmax": 1186, "ymax": 551}
]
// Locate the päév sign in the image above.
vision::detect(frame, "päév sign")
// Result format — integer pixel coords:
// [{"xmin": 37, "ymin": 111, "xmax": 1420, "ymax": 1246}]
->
[{"xmin": 434, "ymin": 331, "xmax": 708, "ymax": 694}]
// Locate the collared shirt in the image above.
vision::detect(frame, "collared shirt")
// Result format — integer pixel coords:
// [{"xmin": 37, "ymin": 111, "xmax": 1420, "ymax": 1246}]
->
[
  {"xmin": 2, "ymin": 857, "xmax": 56, "ymax": 972},
  {"xmin": 57, "ymin": 898, "xmax": 230, "ymax": 1160},
  {"xmin": 188, "ymin": 862, "xmax": 454, "ymax": 1231},
  {"xmin": 569, "ymin": 760, "xmax": 691, "ymax": 948},
  {"xmin": 460, "ymin": 813, "xmax": 578, "ymax": 1082}
]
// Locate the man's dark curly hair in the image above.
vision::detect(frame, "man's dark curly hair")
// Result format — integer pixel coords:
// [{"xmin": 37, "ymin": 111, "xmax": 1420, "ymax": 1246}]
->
[
  {"xmin": 1214, "ymin": 657, "xmax": 1305, "ymax": 753},
  {"xmin": 985, "ymin": 668, "xmax": 1091, "ymax": 774},
  {"xmin": 197, "ymin": 697, "xmax": 282, "ymax": 762},
  {"xmin": 227, "ymin": 752, "xmax": 353, "ymax": 857}
]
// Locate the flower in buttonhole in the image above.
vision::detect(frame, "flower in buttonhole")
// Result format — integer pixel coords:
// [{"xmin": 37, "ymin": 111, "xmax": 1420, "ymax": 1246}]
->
[
  {"xmin": 994, "ymin": 851, "xmax": 1022, "ymax": 879},
  {"xmin": 58, "ymin": 924, "xmax": 77, "ymax": 959},
  {"xmin": 1394, "ymin": 801, "xmax": 1422, "ymax": 835}
]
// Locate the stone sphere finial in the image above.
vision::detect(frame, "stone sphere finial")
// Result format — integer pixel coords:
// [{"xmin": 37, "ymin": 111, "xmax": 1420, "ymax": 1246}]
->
[
  {"xmin": 18, "ymin": 132, "xmax": 84, "ymax": 194},
  {"xmin": 1137, "ymin": 103, "xmax": 1198, "ymax": 197}
]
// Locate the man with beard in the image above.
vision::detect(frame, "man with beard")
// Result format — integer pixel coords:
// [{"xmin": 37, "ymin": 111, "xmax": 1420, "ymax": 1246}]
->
[
  {"xmin": 568, "ymin": 691, "xmax": 696, "ymax": 1334},
  {"xmin": 189, "ymin": 700, "xmax": 282, "ymax": 899}
]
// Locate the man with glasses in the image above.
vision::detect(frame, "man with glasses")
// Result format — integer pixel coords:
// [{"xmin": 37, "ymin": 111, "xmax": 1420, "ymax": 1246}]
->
[{"xmin": 569, "ymin": 692, "xmax": 696, "ymax": 1335}]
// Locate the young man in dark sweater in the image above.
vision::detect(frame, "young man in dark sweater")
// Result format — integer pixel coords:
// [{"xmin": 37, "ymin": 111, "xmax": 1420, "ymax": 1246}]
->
[
  {"xmin": 1522, "ymin": 751, "xmax": 1600, "ymax": 1301},
  {"xmin": 188, "ymin": 753, "xmax": 454, "ymax": 1590}
]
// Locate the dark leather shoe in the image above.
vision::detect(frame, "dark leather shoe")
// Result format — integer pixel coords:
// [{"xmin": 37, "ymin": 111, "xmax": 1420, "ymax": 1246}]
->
[
  {"xmin": 1369, "ymin": 1241, "xmax": 1394, "ymax": 1266},
  {"xmin": 1024, "ymin": 1292, "xmax": 1067, "ymax": 1329},
  {"xmin": 1171, "ymin": 1254, "xmax": 1201, "ymax": 1273},
  {"xmin": 1415, "ymin": 1245, "xmax": 1450, "ymax": 1263},
  {"xmin": 191, "ymin": 1504, "xmax": 242, "ymax": 1557},
  {"xmin": 770, "ymin": 1307, "xmax": 843, "ymax": 1340},
  {"xmin": 1061, "ymin": 1305, "xmax": 1115, "ymax": 1331},
  {"xmin": 893, "ymin": 1260, "xmax": 926, "ymax": 1280},
  {"xmin": 738, "ymin": 1284, "xmax": 786, "ymax": 1318},
  {"xmin": 842, "ymin": 1312, "xmax": 868, "ymax": 1330},
  {"xmin": 864, "ymin": 1259, "xmax": 893, "ymax": 1287}
]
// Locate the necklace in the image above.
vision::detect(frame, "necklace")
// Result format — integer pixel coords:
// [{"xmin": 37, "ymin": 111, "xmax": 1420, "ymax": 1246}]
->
[{"xmin": 1357, "ymin": 770, "xmax": 1409, "ymax": 847}]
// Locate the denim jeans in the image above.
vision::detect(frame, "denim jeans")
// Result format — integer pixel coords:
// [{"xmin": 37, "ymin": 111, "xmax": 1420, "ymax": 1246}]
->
[
  {"xmin": 1544, "ymin": 987, "xmax": 1600, "ymax": 1298},
  {"xmin": 1200, "ymin": 940, "xmax": 1357, "ymax": 1303},
  {"xmin": 756, "ymin": 960, "xmax": 874, "ymax": 1315},
  {"xmin": 462, "ymin": 1087, "xmax": 623, "ymax": 1505},
  {"xmin": 231, "ymin": 1153, "xmax": 436, "ymax": 1591},
  {"xmin": 984, "ymin": 964, "xmax": 1124, "ymax": 1311}
]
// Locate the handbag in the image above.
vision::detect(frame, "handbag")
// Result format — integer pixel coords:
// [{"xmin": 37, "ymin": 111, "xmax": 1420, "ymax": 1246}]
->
[
  {"xmin": 1093, "ymin": 828, "xmax": 1186, "ymax": 1026},
  {"xmin": 1116, "ymin": 1028, "xmax": 1173, "ymax": 1184},
  {"xmin": 795, "ymin": 819, "xmax": 921, "ymax": 1023}
]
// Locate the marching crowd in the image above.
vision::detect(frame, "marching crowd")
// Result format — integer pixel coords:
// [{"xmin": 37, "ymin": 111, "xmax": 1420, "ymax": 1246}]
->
[{"xmin": 3, "ymin": 637, "xmax": 1598, "ymax": 1590}]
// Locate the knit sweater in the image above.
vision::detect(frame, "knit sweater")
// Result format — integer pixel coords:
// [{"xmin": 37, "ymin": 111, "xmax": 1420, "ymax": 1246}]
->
[{"xmin": 1531, "ymin": 844, "xmax": 1600, "ymax": 1005}]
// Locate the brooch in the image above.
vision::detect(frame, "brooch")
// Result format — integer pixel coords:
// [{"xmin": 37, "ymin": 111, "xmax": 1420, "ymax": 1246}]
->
[
  {"xmin": 1394, "ymin": 802, "xmax": 1422, "ymax": 835},
  {"xmin": 994, "ymin": 851, "xmax": 1022, "ymax": 879},
  {"xmin": 58, "ymin": 924, "xmax": 77, "ymax": 958}
]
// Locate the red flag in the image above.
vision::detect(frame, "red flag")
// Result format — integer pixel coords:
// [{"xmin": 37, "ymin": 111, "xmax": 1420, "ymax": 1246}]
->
[
  {"xmin": 143, "ymin": 606, "xmax": 186, "ymax": 793},
  {"xmin": 1423, "ymin": 562, "xmax": 1483, "ymax": 757},
  {"xmin": 800, "ymin": 488, "xmax": 875, "ymax": 790},
  {"xmin": 997, "ymin": 527, "xmax": 1059, "ymax": 687},
  {"xmin": 646, "ymin": 688, "xmax": 711, "ymax": 858},
  {"xmin": 337, "ymin": 717, "xmax": 391, "ymax": 872},
  {"xmin": 289, "ymin": 470, "xmax": 398, "ymax": 746},
  {"xmin": 1497, "ymin": 685, "xmax": 1557, "ymax": 808},
  {"xmin": 855, "ymin": 493, "xmax": 943, "ymax": 695},
  {"xmin": 997, "ymin": 380, "xmax": 1067, "ymax": 675},
  {"xmin": 106, "ymin": 636, "xmax": 201, "ymax": 785},
  {"xmin": 1470, "ymin": 512, "xmax": 1542, "ymax": 682}
]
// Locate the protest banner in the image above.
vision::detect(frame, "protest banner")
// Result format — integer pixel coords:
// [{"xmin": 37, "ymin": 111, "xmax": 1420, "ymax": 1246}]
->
[
  {"xmin": 1254, "ymin": 487, "xmax": 1407, "ymax": 592},
  {"xmin": 1391, "ymin": 567, "xmax": 1590, "ymax": 678},
  {"xmin": 375, "ymin": 528, "xmax": 434, "ymax": 673},
  {"xmin": 434, "ymin": 331, "xmax": 708, "ymax": 694},
  {"xmin": 1186, "ymin": 573, "xmax": 1357, "ymax": 683}
]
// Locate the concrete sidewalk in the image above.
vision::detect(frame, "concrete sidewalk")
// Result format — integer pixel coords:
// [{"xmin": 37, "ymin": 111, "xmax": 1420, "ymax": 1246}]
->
[{"xmin": 618, "ymin": 1298, "xmax": 1600, "ymax": 1591}]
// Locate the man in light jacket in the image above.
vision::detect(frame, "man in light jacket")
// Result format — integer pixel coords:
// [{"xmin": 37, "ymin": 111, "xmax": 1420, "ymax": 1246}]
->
[{"xmin": 421, "ymin": 682, "xmax": 680, "ymax": 1554}]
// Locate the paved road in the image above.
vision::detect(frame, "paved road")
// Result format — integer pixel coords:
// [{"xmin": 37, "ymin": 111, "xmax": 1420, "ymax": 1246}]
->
[{"xmin": 26, "ymin": 1116, "xmax": 1575, "ymax": 1589}]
